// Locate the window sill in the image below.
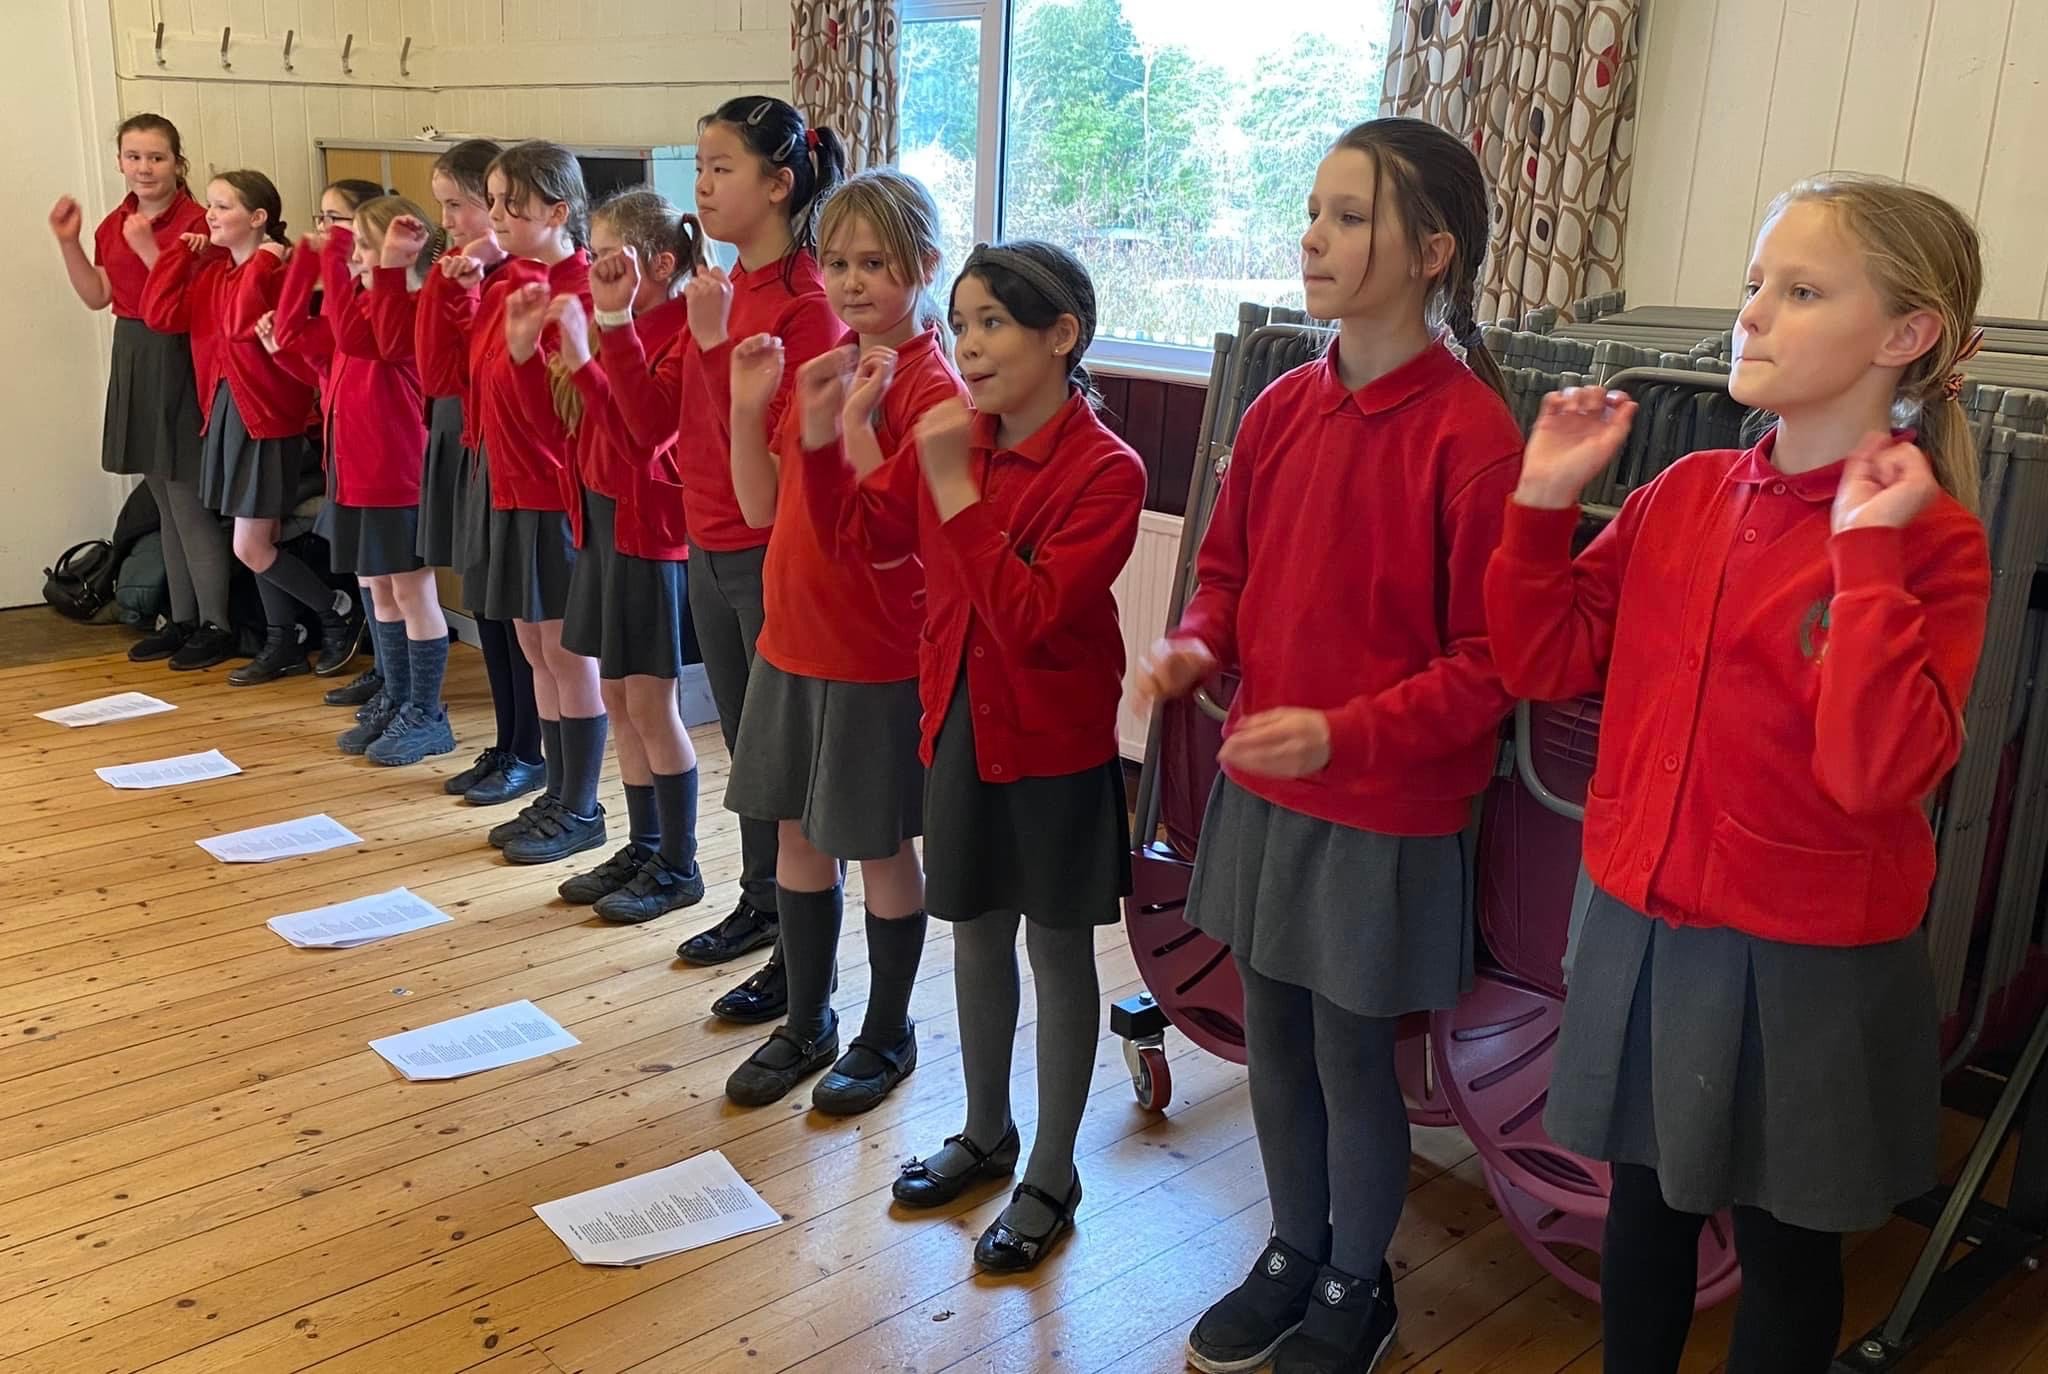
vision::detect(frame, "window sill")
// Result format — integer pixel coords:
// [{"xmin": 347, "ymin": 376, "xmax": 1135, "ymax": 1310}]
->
[{"xmin": 1087, "ymin": 338, "xmax": 1215, "ymax": 386}]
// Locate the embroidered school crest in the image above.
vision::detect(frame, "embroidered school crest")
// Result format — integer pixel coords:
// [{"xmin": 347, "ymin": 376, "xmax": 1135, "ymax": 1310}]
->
[
  {"xmin": 1265, "ymin": 1250, "xmax": 1288, "ymax": 1278},
  {"xmin": 1799, "ymin": 599, "xmax": 1832, "ymax": 661},
  {"xmin": 1322, "ymin": 1277, "xmax": 1347, "ymax": 1306}
]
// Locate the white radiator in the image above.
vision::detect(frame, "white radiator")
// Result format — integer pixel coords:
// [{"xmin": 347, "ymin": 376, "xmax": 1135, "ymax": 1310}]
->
[{"xmin": 1112, "ymin": 510, "xmax": 1187, "ymax": 760}]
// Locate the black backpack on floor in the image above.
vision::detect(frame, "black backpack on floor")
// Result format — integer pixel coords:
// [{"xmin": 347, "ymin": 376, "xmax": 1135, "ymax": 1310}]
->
[{"xmin": 44, "ymin": 484, "xmax": 161, "ymax": 621}]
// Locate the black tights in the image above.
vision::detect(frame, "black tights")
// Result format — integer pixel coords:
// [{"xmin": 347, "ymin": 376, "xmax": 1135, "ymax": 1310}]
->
[{"xmin": 1602, "ymin": 1163, "xmax": 1845, "ymax": 1373}]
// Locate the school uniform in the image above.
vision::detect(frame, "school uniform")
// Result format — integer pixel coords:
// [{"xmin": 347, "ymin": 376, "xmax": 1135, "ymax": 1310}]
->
[
  {"xmin": 367, "ymin": 264, "xmax": 465, "ymax": 567},
  {"xmin": 94, "ymin": 191, "xmax": 209, "ymax": 482},
  {"xmin": 1175, "ymin": 341, "xmax": 1523, "ymax": 1016},
  {"xmin": 554, "ymin": 293, "xmax": 693, "ymax": 680},
  {"xmin": 1484, "ymin": 431, "xmax": 1993, "ymax": 1231},
  {"xmin": 143, "ymin": 239, "xmax": 315, "ymax": 520},
  {"xmin": 724, "ymin": 327, "xmax": 964, "ymax": 861},
  {"xmin": 804, "ymin": 387, "xmax": 1146, "ymax": 925},
  {"xmin": 275, "ymin": 231, "xmax": 428, "ymax": 576}
]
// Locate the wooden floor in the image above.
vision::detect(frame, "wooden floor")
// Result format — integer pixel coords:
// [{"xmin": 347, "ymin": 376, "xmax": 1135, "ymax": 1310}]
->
[{"xmin": 1, "ymin": 631, "xmax": 2044, "ymax": 1374}]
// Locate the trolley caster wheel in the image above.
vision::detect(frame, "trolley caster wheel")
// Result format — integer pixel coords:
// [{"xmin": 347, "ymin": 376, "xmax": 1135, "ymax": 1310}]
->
[{"xmin": 1124, "ymin": 1040, "xmax": 1172, "ymax": 1111}]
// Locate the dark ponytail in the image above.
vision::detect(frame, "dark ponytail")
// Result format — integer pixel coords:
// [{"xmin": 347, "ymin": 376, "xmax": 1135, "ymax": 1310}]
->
[
  {"xmin": 215, "ymin": 168, "xmax": 288, "ymax": 244},
  {"xmin": 701, "ymin": 96, "xmax": 847, "ymax": 287}
]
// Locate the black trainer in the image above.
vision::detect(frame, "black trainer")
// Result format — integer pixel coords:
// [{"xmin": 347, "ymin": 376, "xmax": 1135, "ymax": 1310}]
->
[
  {"xmin": 1187, "ymin": 1235, "xmax": 1328, "ymax": 1373},
  {"xmin": 594, "ymin": 853, "xmax": 707, "ymax": 924},
  {"xmin": 501, "ymin": 801, "xmax": 606, "ymax": 865},
  {"xmin": 325, "ymin": 666, "xmax": 383, "ymax": 706},
  {"xmin": 676, "ymin": 900, "xmax": 780, "ymax": 965},
  {"xmin": 466, "ymin": 756, "xmax": 546, "ymax": 807},
  {"xmin": 558, "ymin": 842, "xmax": 654, "ymax": 905},
  {"xmin": 709, "ymin": 950, "xmax": 788, "ymax": 1024},
  {"xmin": 228, "ymin": 627, "xmax": 309, "ymax": 686},
  {"xmin": 725, "ymin": 1014, "xmax": 840, "ymax": 1107},
  {"xmin": 447, "ymin": 747, "xmax": 509, "ymax": 796},
  {"xmin": 338, "ymin": 693, "xmax": 400, "ymax": 755},
  {"xmin": 314, "ymin": 604, "xmax": 365, "ymax": 676},
  {"xmin": 1272, "ymin": 1262, "xmax": 1398, "ymax": 1374},
  {"xmin": 488, "ymin": 795, "xmax": 556, "ymax": 848},
  {"xmin": 366, "ymin": 703, "xmax": 457, "ymax": 766},
  {"xmin": 130, "ymin": 620, "xmax": 191, "ymax": 662},
  {"xmin": 168, "ymin": 621, "xmax": 236, "ymax": 671}
]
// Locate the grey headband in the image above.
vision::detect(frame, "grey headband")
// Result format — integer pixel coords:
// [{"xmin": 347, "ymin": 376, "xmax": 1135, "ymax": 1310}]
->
[{"xmin": 962, "ymin": 243, "xmax": 1094, "ymax": 363}]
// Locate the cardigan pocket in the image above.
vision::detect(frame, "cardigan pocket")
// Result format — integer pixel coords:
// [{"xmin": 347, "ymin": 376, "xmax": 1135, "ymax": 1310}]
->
[{"xmin": 1701, "ymin": 810, "xmax": 1873, "ymax": 945}]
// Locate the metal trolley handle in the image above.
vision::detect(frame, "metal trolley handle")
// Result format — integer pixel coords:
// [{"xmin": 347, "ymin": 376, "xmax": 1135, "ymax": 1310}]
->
[{"xmin": 1514, "ymin": 700, "xmax": 1586, "ymax": 822}]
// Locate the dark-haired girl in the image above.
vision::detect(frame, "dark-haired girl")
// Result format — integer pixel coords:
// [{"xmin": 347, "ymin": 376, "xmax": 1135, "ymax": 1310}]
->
[
  {"xmin": 49, "ymin": 114, "xmax": 235, "ymax": 671},
  {"xmin": 1139, "ymin": 118, "xmax": 1524, "ymax": 1373},
  {"xmin": 143, "ymin": 170, "xmax": 349, "ymax": 686},
  {"xmin": 596, "ymin": 95, "xmax": 845, "ymax": 1022}
]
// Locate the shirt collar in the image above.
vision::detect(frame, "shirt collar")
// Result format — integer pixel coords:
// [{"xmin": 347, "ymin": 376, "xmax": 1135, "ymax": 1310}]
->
[
  {"xmin": 121, "ymin": 190, "xmax": 193, "ymax": 230},
  {"xmin": 1314, "ymin": 336, "xmax": 1469, "ymax": 417},
  {"xmin": 731, "ymin": 249, "xmax": 823, "ymax": 295},
  {"xmin": 1734, "ymin": 426, "xmax": 1914, "ymax": 504},
  {"xmin": 971, "ymin": 387, "xmax": 1091, "ymax": 466}
]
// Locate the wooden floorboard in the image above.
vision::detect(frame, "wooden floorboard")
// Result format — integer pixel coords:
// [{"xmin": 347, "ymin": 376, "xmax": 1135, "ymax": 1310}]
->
[{"xmin": 0, "ymin": 640, "xmax": 2041, "ymax": 1372}]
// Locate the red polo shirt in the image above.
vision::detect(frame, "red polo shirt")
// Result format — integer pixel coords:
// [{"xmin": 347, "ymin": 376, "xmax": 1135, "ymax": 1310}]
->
[
  {"xmin": 1484, "ymin": 431, "xmax": 1991, "ymax": 947},
  {"xmin": 757, "ymin": 327, "xmax": 965, "ymax": 683},
  {"xmin": 141, "ymin": 240, "xmax": 313, "ymax": 440},
  {"xmin": 805, "ymin": 389, "xmax": 1146, "ymax": 779},
  {"xmin": 94, "ymin": 191, "xmax": 208, "ymax": 320},
  {"xmin": 598, "ymin": 251, "xmax": 841, "ymax": 552},
  {"xmin": 1174, "ymin": 340, "xmax": 1523, "ymax": 836}
]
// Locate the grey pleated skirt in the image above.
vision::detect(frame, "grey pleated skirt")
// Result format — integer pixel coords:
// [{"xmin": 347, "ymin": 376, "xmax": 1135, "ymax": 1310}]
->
[
  {"xmin": 560, "ymin": 491, "xmax": 687, "ymax": 680},
  {"xmin": 481, "ymin": 504, "xmax": 578, "ymax": 623},
  {"xmin": 726, "ymin": 659, "xmax": 924, "ymax": 861},
  {"xmin": 316, "ymin": 500, "xmax": 424, "ymax": 576},
  {"xmin": 454, "ymin": 449, "xmax": 492, "ymax": 613},
  {"xmin": 415, "ymin": 395, "xmax": 466, "ymax": 566},
  {"xmin": 1184, "ymin": 777, "xmax": 1474, "ymax": 1018},
  {"xmin": 922, "ymin": 672, "xmax": 1130, "ymax": 927},
  {"xmin": 104, "ymin": 317, "xmax": 202, "ymax": 481},
  {"xmin": 1543, "ymin": 886, "xmax": 1940, "ymax": 1233},
  {"xmin": 200, "ymin": 383, "xmax": 308, "ymax": 520}
]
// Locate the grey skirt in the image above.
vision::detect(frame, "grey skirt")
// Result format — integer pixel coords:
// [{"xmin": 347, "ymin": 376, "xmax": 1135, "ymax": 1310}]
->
[
  {"xmin": 1185, "ymin": 777, "xmax": 1474, "ymax": 1018},
  {"xmin": 561, "ymin": 492, "xmax": 687, "ymax": 680},
  {"xmin": 922, "ymin": 672, "xmax": 1130, "ymax": 928},
  {"xmin": 1543, "ymin": 886, "xmax": 1940, "ymax": 1233},
  {"xmin": 415, "ymin": 396, "xmax": 466, "ymax": 566},
  {"xmin": 105, "ymin": 317, "xmax": 202, "ymax": 481},
  {"xmin": 726, "ymin": 659, "xmax": 924, "ymax": 861},
  {"xmin": 481, "ymin": 505, "xmax": 578, "ymax": 623},
  {"xmin": 317, "ymin": 500, "xmax": 423, "ymax": 576},
  {"xmin": 454, "ymin": 449, "xmax": 492, "ymax": 613},
  {"xmin": 200, "ymin": 383, "xmax": 308, "ymax": 520}
]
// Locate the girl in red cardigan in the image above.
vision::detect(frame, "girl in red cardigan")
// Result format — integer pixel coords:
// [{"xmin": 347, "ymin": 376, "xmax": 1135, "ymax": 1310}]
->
[
  {"xmin": 522, "ymin": 189, "xmax": 708, "ymax": 922},
  {"xmin": 1484, "ymin": 176, "xmax": 1992, "ymax": 1373},
  {"xmin": 718, "ymin": 169, "xmax": 962, "ymax": 1115},
  {"xmin": 266, "ymin": 194, "xmax": 455, "ymax": 767},
  {"xmin": 49, "ymin": 113, "xmax": 232, "ymax": 670},
  {"xmin": 594, "ymin": 95, "xmax": 845, "ymax": 1023},
  {"xmin": 143, "ymin": 170, "xmax": 346, "ymax": 687},
  {"xmin": 1140, "ymin": 119, "xmax": 1522, "ymax": 1373},
  {"xmin": 420, "ymin": 143, "xmax": 601, "ymax": 865}
]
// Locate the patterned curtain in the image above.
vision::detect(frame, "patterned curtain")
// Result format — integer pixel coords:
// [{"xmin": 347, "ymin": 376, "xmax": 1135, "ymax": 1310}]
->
[
  {"xmin": 1380, "ymin": 0, "xmax": 1640, "ymax": 324},
  {"xmin": 792, "ymin": 0, "xmax": 901, "ymax": 172}
]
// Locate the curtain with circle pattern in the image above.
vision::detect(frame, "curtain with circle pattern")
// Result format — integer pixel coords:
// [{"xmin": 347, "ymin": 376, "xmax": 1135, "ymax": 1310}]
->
[{"xmin": 793, "ymin": 0, "xmax": 901, "ymax": 172}]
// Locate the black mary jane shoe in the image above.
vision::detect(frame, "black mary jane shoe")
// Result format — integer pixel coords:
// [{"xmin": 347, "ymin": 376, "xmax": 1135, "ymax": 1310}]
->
[
  {"xmin": 724, "ymin": 1018, "xmax": 840, "ymax": 1108},
  {"xmin": 973, "ymin": 1176, "xmax": 1084, "ymax": 1273},
  {"xmin": 892, "ymin": 1122, "xmax": 1021, "ymax": 1209},
  {"xmin": 811, "ymin": 1027, "xmax": 918, "ymax": 1117}
]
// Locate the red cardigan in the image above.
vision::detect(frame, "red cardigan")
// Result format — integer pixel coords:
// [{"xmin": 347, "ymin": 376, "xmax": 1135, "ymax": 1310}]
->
[
  {"xmin": 559, "ymin": 293, "xmax": 694, "ymax": 561},
  {"xmin": 1484, "ymin": 432, "xmax": 1992, "ymax": 947},
  {"xmin": 142, "ymin": 240, "xmax": 314, "ymax": 440}
]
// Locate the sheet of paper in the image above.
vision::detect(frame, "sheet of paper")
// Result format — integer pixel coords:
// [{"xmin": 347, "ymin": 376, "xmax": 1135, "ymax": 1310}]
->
[
  {"xmin": 95, "ymin": 748, "xmax": 241, "ymax": 790},
  {"xmin": 368, "ymin": 1000, "xmax": 580, "ymax": 1081},
  {"xmin": 197, "ymin": 813, "xmax": 361, "ymax": 863},
  {"xmin": 267, "ymin": 887, "xmax": 452, "ymax": 949},
  {"xmin": 36, "ymin": 691, "xmax": 176, "ymax": 727},
  {"xmin": 533, "ymin": 1151, "xmax": 782, "ymax": 1266}
]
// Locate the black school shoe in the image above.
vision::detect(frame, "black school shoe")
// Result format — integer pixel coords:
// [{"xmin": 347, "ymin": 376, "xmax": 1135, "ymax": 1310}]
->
[
  {"xmin": 313, "ymin": 605, "xmax": 365, "ymax": 676},
  {"xmin": 168, "ymin": 621, "xmax": 236, "ymax": 671},
  {"xmin": 892, "ymin": 1122, "xmax": 1021, "ymax": 1208},
  {"xmin": 594, "ymin": 853, "xmax": 706, "ymax": 924},
  {"xmin": 811, "ymin": 1026, "xmax": 917, "ymax": 1117},
  {"xmin": 466, "ymin": 756, "xmax": 546, "ymax": 807},
  {"xmin": 1187, "ymin": 1234, "xmax": 1328, "ymax": 1373},
  {"xmin": 501, "ymin": 801, "xmax": 606, "ymax": 865},
  {"xmin": 677, "ymin": 900, "xmax": 780, "ymax": 965},
  {"xmin": 974, "ymin": 1175, "xmax": 1083, "ymax": 1273},
  {"xmin": 1273, "ymin": 1262, "xmax": 1398, "ymax": 1374},
  {"xmin": 228, "ymin": 627, "xmax": 310, "ymax": 685},
  {"xmin": 725, "ymin": 1014, "xmax": 840, "ymax": 1107},
  {"xmin": 325, "ymin": 666, "xmax": 383, "ymax": 706},
  {"xmin": 488, "ymin": 795, "xmax": 555, "ymax": 848},
  {"xmin": 559, "ymin": 842, "xmax": 654, "ymax": 905},
  {"xmin": 709, "ymin": 950, "xmax": 788, "ymax": 1024},
  {"xmin": 130, "ymin": 620, "xmax": 192, "ymax": 662}
]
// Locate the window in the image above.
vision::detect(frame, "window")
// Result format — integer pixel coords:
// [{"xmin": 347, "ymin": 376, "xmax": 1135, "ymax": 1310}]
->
[{"xmin": 901, "ymin": 0, "xmax": 1394, "ymax": 372}]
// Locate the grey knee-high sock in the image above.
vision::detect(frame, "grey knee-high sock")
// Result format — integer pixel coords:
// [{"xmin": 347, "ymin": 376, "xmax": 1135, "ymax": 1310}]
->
[
  {"xmin": 776, "ymin": 884, "xmax": 842, "ymax": 1044},
  {"xmin": 856, "ymin": 909, "xmax": 926, "ymax": 1053},
  {"xmin": 145, "ymin": 475, "xmax": 197, "ymax": 623},
  {"xmin": 623, "ymin": 783, "xmax": 659, "ymax": 849},
  {"xmin": 1314, "ymin": 998, "xmax": 1411, "ymax": 1279},
  {"xmin": 257, "ymin": 547, "xmax": 343, "ymax": 619},
  {"xmin": 540, "ymin": 718, "xmax": 564, "ymax": 800},
  {"xmin": 408, "ymin": 632, "xmax": 449, "ymax": 714},
  {"xmin": 254, "ymin": 576, "xmax": 301, "ymax": 634},
  {"xmin": 373, "ymin": 617, "xmax": 410, "ymax": 704},
  {"xmin": 1239, "ymin": 959, "xmax": 1333, "ymax": 1259},
  {"xmin": 925, "ymin": 911, "xmax": 1023, "ymax": 1179},
  {"xmin": 163, "ymin": 477, "xmax": 231, "ymax": 626},
  {"xmin": 652, "ymin": 767, "xmax": 698, "ymax": 869},
  {"xmin": 557, "ymin": 713, "xmax": 608, "ymax": 818},
  {"xmin": 998, "ymin": 919, "xmax": 1100, "ymax": 1234}
]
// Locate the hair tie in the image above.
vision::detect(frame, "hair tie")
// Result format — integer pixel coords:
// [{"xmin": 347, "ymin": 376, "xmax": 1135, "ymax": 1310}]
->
[
  {"xmin": 1942, "ymin": 371, "xmax": 1967, "ymax": 402},
  {"xmin": 805, "ymin": 128, "xmax": 819, "ymax": 151}
]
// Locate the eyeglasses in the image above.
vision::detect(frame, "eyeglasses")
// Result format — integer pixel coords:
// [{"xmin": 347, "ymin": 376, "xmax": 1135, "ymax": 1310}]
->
[{"xmin": 314, "ymin": 211, "xmax": 355, "ymax": 226}]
